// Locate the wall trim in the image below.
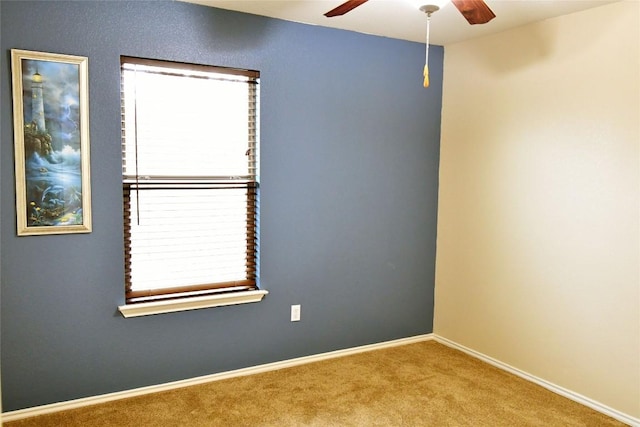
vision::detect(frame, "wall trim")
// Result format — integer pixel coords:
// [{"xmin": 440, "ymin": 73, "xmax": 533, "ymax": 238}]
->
[
  {"xmin": 433, "ymin": 335, "xmax": 639, "ymax": 427},
  {"xmin": 4, "ymin": 333, "xmax": 637, "ymax": 426},
  {"xmin": 2, "ymin": 334, "xmax": 434, "ymax": 422},
  {"xmin": 118, "ymin": 289, "xmax": 269, "ymax": 318}
]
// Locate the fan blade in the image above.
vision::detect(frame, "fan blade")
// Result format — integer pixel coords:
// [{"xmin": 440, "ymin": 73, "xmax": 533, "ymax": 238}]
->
[
  {"xmin": 452, "ymin": 0, "xmax": 496, "ymax": 25},
  {"xmin": 324, "ymin": 0, "xmax": 369, "ymax": 17}
]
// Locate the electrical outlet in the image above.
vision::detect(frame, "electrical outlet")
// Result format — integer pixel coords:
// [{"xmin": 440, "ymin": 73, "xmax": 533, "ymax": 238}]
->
[{"xmin": 291, "ymin": 304, "xmax": 301, "ymax": 322}]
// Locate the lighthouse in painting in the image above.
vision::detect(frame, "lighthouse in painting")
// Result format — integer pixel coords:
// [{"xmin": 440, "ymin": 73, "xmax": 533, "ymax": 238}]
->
[{"xmin": 31, "ymin": 69, "xmax": 46, "ymax": 132}]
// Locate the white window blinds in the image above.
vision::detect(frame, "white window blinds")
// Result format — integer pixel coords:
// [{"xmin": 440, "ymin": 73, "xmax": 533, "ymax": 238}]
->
[{"xmin": 121, "ymin": 57, "xmax": 259, "ymax": 303}]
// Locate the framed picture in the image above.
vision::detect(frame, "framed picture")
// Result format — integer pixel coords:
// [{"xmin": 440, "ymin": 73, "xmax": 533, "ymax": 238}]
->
[{"xmin": 11, "ymin": 49, "xmax": 92, "ymax": 236}]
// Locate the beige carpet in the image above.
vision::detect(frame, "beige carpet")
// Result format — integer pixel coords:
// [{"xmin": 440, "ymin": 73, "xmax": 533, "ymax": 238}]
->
[{"xmin": 5, "ymin": 341, "xmax": 626, "ymax": 426}]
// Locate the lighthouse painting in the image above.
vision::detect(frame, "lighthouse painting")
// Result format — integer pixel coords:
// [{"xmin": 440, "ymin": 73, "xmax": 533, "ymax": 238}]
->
[{"xmin": 11, "ymin": 49, "xmax": 92, "ymax": 236}]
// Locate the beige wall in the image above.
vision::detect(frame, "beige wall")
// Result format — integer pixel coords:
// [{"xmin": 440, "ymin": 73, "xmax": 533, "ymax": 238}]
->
[{"xmin": 435, "ymin": 0, "xmax": 639, "ymax": 419}]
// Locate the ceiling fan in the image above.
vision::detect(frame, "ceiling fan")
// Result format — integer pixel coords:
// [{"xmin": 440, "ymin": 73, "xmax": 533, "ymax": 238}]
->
[{"xmin": 324, "ymin": 0, "xmax": 496, "ymax": 87}]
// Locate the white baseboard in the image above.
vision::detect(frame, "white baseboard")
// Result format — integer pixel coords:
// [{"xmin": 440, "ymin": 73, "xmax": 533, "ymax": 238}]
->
[
  {"xmin": 2, "ymin": 334, "xmax": 434, "ymax": 422},
  {"xmin": 4, "ymin": 333, "xmax": 637, "ymax": 426},
  {"xmin": 433, "ymin": 335, "xmax": 639, "ymax": 427}
]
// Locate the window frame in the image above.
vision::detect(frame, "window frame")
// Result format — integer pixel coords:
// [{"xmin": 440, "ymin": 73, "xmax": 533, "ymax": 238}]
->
[{"xmin": 117, "ymin": 56, "xmax": 266, "ymax": 317}]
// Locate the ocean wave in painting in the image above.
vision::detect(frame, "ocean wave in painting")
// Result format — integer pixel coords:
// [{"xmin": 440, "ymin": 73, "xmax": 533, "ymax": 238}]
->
[{"xmin": 25, "ymin": 147, "xmax": 83, "ymax": 226}]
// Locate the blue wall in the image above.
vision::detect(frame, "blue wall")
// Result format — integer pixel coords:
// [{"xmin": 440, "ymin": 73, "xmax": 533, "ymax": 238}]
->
[{"xmin": 0, "ymin": 1, "xmax": 442, "ymax": 411}]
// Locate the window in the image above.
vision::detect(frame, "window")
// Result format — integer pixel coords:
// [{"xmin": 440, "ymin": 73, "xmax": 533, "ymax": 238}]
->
[{"xmin": 118, "ymin": 56, "xmax": 265, "ymax": 317}]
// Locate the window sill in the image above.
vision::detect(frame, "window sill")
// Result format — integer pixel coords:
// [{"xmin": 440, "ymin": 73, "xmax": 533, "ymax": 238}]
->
[{"xmin": 118, "ymin": 289, "xmax": 268, "ymax": 318}]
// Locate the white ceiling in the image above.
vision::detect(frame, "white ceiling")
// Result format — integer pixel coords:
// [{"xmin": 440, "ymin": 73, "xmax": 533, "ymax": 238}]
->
[{"xmin": 180, "ymin": 0, "xmax": 619, "ymax": 45}]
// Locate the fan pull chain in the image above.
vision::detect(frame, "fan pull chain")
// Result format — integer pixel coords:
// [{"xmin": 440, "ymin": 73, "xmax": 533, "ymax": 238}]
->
[{"xmin": 424, "ymin": 12, "xmax": 431, "ymax": 88}]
